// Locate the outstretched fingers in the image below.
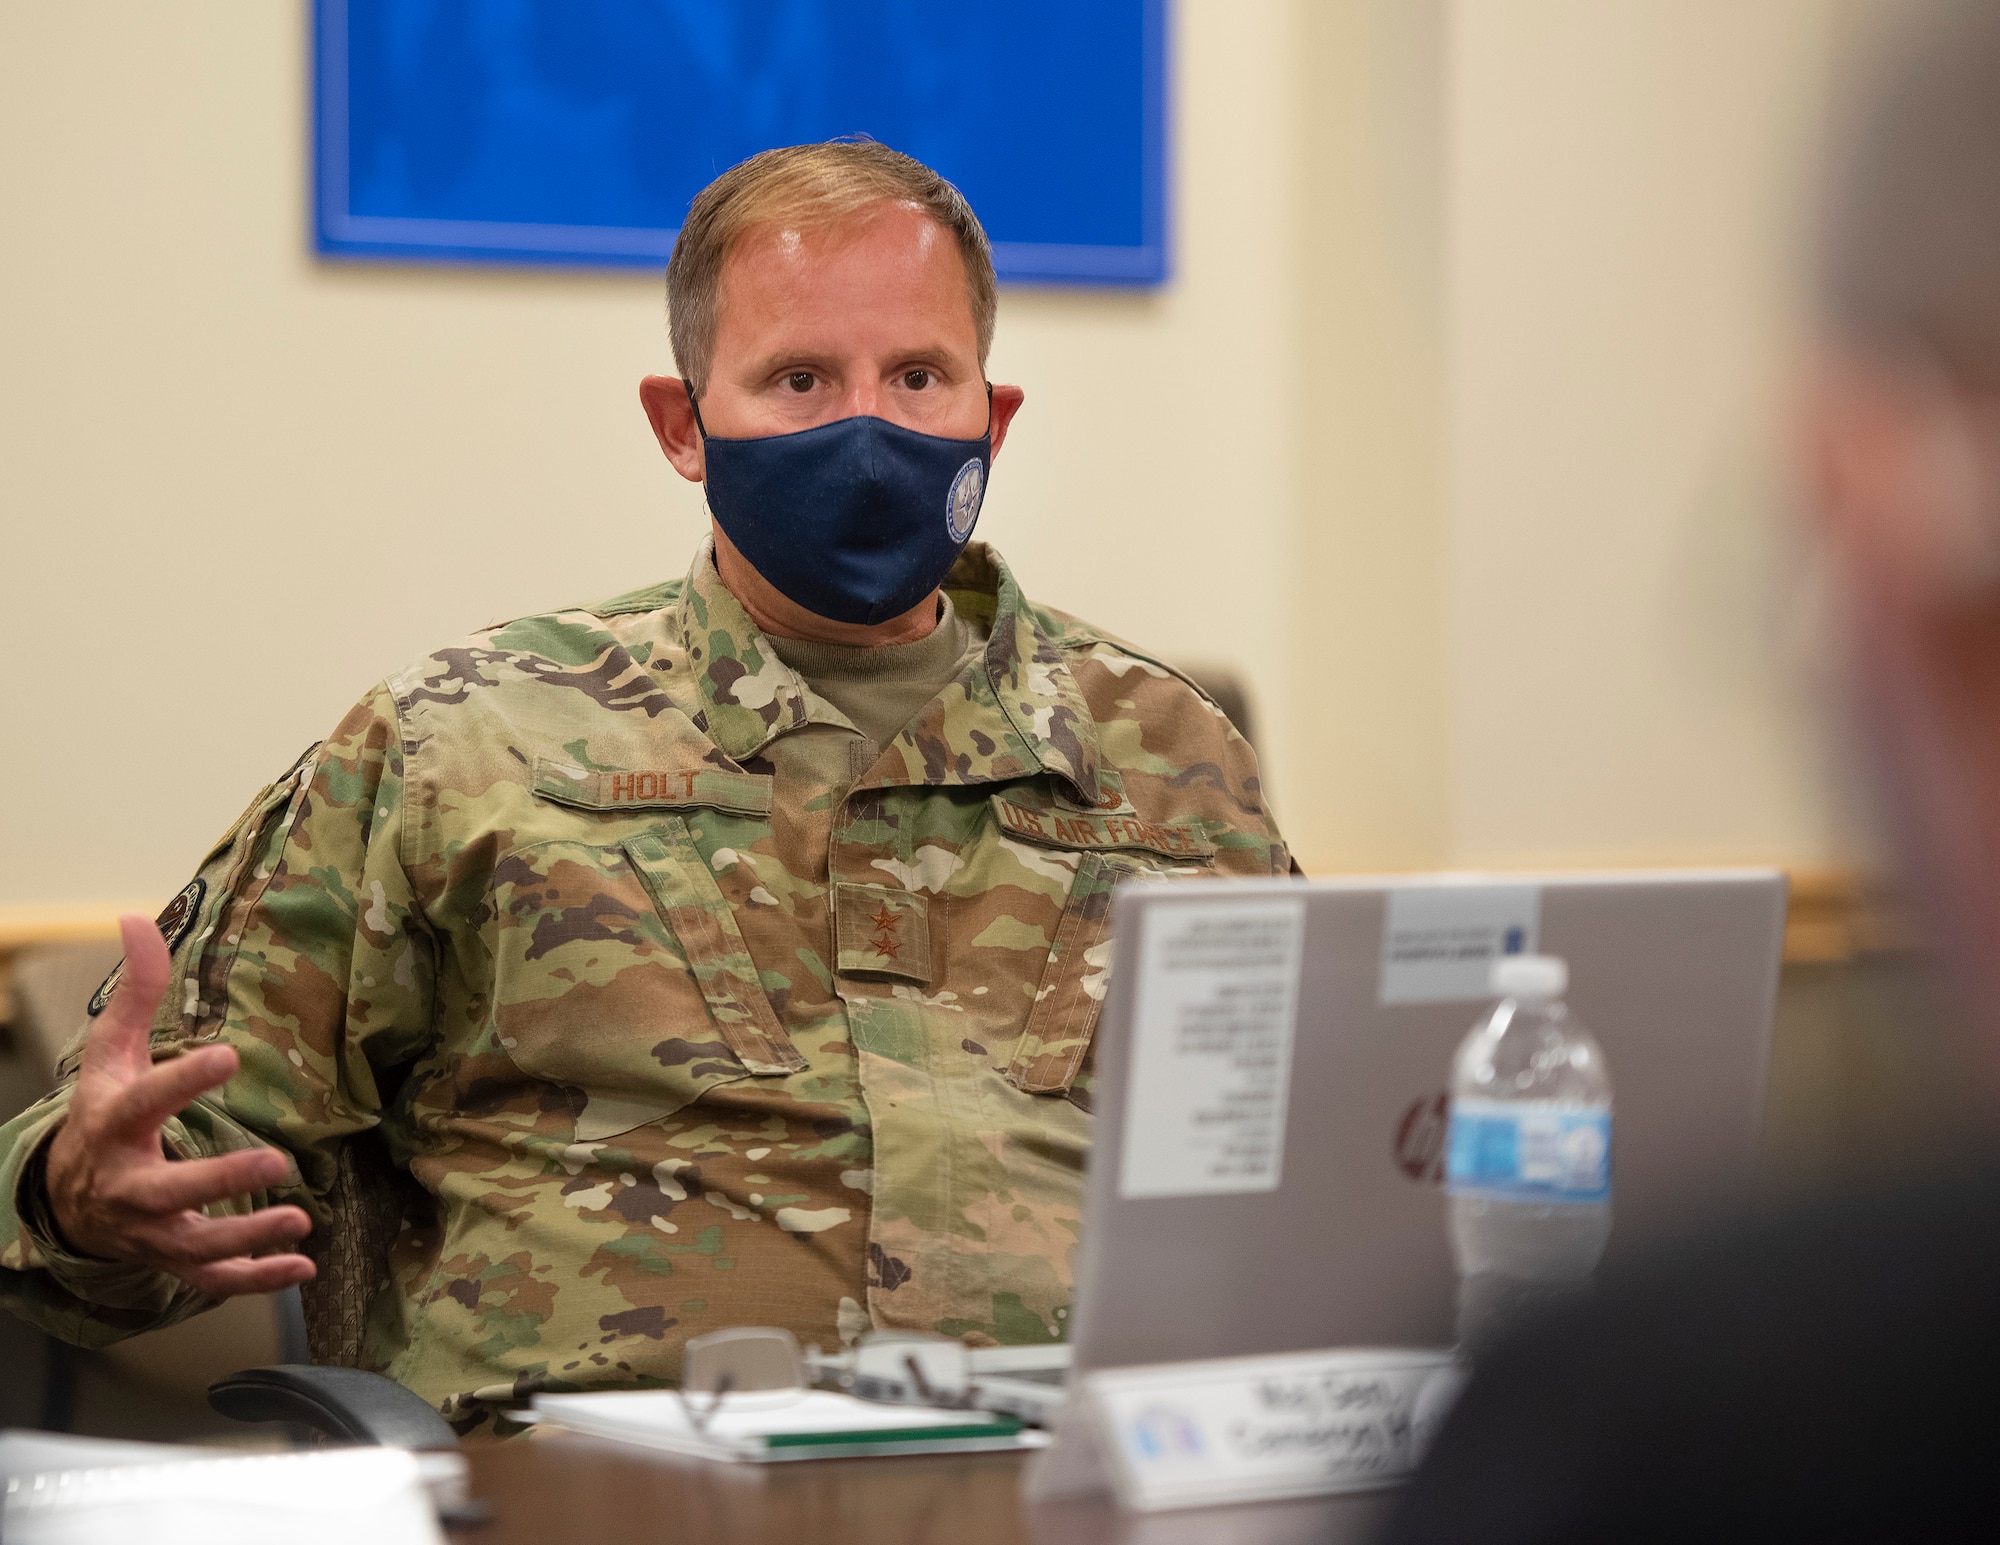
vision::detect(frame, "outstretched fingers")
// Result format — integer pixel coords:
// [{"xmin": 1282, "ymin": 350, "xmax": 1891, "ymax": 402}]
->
[
  {"xmin": 178, "ymin": 1251, "xmax": 318, "ymax": 1299},
  {"xmin": 143, "ymin": 1204, "xmax": 313, "ymax": 1267},
  {"xmin": 101, "ymin": 1044, "xmax": 240, "ymax": 1142},
  {"xmin": 119, "ymin": 1147, "xmax": 296, "ymax": 1215}
]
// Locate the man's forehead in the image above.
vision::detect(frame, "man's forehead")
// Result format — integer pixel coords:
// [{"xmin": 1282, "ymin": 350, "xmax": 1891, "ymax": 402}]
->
[
  {"xmin": 711, "ymin": 202, "xmax": 976, "ymax": 357},
  {"xmin": 722, "ymin": 201, "xmax": 955, "ymax": 287}
]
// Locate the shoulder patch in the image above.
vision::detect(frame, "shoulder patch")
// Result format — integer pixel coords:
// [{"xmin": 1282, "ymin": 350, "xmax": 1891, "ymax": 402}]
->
[
  {"xmin": 155, "ymin": 877, "xmax": 207, "ymax": 951},
  {"xmin": 87, "ymin": 877, "xmax": 207, "ymax": 1017},
  {"xmin": 86, "ymin": 963, "xmax": 118, "ymax": 1018}
]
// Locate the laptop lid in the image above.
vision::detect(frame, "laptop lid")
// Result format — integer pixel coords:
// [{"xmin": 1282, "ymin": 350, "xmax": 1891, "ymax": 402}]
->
[{"xmin": 1067, "ymin": 870, "xmax": 1786, "ymax": 1373}]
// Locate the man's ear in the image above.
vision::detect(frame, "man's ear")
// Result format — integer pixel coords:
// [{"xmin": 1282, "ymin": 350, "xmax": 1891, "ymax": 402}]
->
[
  {"xmin": 639, "ymin": 375, "xmax": 706, "ymax": 482},
  {"xmin": 988, "ymin": 384, "xmax": 1026, "ymax": 461}
]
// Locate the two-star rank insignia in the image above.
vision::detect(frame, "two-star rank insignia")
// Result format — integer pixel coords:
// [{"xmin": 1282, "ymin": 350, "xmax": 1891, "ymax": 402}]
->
[{"xmin": 869, "ymin": 903, "xmax": 902, "ymax": 961}]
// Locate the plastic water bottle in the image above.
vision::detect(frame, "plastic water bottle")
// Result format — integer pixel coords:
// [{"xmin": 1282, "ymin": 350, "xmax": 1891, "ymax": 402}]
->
[{"xmin": 1445, "ymin": 954, "xmax": 1612, "ymax": 1356}]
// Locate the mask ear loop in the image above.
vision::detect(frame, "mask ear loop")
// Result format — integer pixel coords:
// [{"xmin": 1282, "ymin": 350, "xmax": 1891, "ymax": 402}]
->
[{"xmin": 982, "ymin": 381, "xmax": 993, "ymax": 440}]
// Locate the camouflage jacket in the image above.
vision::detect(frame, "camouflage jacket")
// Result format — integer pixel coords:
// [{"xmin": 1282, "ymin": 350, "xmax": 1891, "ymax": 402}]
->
[{"xmin": 0, "ymin": 541, "xmax": 1288, "ymax": 1427}]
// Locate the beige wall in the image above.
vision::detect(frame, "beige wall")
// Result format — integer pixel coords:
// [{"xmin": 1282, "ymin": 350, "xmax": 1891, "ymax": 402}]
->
[
  {"xmin": 0, "ymin": 0, "xmax": 1300, "ymax": 912},
  {"xmin": 1443, "ymin": 0, "xmax": 1846, "ymax": 872},
  {"xmin": 1283, "ymin": 0, "xmax": 1851, "ymax": 875},
  {"xmin": 1287, "ymin": 0, "xmax": 1452, "ymax": 872},
  {"xmin": 0, "ymin": 0, "xmax": 1862, "ymax": 917}
]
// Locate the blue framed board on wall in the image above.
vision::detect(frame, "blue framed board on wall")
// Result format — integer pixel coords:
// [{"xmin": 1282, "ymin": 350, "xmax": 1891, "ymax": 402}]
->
[{"xmin": 313, "ymin": 0, "xmax": 1169, "ymax": 284}]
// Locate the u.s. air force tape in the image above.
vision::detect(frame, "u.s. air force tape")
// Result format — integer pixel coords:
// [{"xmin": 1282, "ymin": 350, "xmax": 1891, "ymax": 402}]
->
[{"xmin": 87, "ymin": 877, "xmax": 207, "ymax": 1017}]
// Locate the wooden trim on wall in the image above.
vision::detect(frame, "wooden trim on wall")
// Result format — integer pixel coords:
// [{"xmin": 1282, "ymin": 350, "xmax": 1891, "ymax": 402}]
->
[
  {"xmin": 0, "ymin": 905, "xmax": 131, "ymax": 954},
  {"xmin": 0, "ymin": 906, "xmax": 129, "ymax": 1027},
  {"xmin": 1780, "ymin": 869, "xmax": 1917, "ymax": 965}
]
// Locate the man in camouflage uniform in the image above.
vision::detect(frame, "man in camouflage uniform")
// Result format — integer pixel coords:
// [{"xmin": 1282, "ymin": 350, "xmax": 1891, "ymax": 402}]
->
[{"xmin": 0, "ymin": 143, "xmax": 1288, "ymax": 1429}]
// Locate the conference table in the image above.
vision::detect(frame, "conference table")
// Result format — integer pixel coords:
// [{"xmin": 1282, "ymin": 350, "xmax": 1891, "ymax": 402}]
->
[{"xmin": 463, "ymin": 1432, "xmax": 1393, "ymax": 1544}]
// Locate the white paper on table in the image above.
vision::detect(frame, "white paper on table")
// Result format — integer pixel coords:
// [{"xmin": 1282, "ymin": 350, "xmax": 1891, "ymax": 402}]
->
[
  {"xmin": 0, "ymin": 1431, "xmax": 467, "ymax": 1514},
  {"xmin": 0, "ymin": 1442, "xmax": 444, "ymax": 1545},
  {"xmin": 531, "ymin": 1388, "xmax": 1050, "ymax": 1463},
  {"xmin": 0, "ymin": 1433, "xmax": 237, "ymax": 1479}
]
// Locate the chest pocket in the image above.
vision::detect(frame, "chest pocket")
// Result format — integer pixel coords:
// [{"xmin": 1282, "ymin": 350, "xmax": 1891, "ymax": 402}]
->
[
  {"xmin": 623, "ymin": 821, "xmax": 804, "ymax": 1078},
  {"xmin": 991, "ymin": 792, "xmax": 1214, "ymax": 1099},
  {"xmin": 1006, "ymin": 851, "xmax": 1140, "ymax": 1096},
  {"xmin": 493, "ymin": 769, "xmax": 800, "ymax": 1141}
]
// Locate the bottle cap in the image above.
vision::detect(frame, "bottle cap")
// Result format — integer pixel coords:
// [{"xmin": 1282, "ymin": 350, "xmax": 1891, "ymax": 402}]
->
[{"xmin": 1491, "ymin": 953, "xmax": 1567, "ymax": 1000}]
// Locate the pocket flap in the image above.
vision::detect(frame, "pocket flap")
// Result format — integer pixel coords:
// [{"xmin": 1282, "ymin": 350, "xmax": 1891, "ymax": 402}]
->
[
  {"xmin": 624, "ymin": 822, "xmax": 805, "ymax": 1076},
  {"xmin": 1007, "ymin": 852, "xmax": 1138, "ymax": 1094},
  {"xmin": 487, "ymin": 840, "xmax": 758, "ymax": 1133},
  {"xmin": 990, "ymin": 792, "xmax": 1215, "ymax": 861},
  {"xmin": 535, "ymin": 759, "xmax": 773, "ymax": 816}
]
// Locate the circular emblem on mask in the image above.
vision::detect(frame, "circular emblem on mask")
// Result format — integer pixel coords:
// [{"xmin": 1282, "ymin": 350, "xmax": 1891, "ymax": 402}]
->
[{"xmin": 945, "ymin": 457, "xmax": 985, "ymax": 543}]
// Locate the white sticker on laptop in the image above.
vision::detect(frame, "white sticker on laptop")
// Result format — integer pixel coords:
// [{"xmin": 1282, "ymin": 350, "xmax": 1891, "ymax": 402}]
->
[
  {"xmin": 1118, "ymin": 897, "xmax": 1307, "ymax": 1199},
  {"xmin": 1379, "ymin": 885, "xmax": 1541, "ymax": 1004}
]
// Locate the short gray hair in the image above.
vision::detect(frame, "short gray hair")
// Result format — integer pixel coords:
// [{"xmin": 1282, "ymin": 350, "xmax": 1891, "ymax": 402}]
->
[
  {"xmin": 1821, "ymin": 0, "xmax": 2000, "ymax": 377},
  {"xmin": 666, "ymin": 140, "xmax": 997, "ymax": 396}
]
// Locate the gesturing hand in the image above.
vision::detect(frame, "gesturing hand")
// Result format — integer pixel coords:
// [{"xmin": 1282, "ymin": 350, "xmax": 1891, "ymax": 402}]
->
[{"xmin": 43, "ymin": 914, "xmax": 315, "ymax": 1297}]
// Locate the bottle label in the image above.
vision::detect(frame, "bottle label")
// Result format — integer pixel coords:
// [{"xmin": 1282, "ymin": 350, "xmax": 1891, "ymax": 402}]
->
[{"xmin": 1445, "ymin": 1100, "xmax": 1610, "ymax": 1203}]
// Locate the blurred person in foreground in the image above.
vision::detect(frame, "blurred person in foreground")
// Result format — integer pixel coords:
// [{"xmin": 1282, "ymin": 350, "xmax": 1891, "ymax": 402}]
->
[
  {"xmin": 1386, "ymin": 4, "xmax": 2000, "ymax": 1539},
  {"xmin": 0, "ymin": 141, "xmax": 1288, "ymax": 1433}
]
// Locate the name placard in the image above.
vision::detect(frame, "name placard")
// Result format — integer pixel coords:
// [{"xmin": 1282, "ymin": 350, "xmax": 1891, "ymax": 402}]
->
[{"xmin": 1033, "ymin": 1348, "xmax": 1460, "ymax": 1513}]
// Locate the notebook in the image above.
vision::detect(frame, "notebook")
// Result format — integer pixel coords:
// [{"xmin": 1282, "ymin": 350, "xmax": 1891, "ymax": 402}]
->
[{"xmin": 529, "ymin": 1388, "xmax": 1051, "ymax": 1462}]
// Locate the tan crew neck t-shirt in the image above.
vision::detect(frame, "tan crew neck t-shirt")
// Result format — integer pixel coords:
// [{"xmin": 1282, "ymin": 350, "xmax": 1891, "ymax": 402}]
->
[{"xmin": 766, "ymin": 593, "xmax": 985, "ymax": 753}]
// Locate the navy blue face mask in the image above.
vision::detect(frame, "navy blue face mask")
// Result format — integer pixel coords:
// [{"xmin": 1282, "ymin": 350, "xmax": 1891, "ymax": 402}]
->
[{"xmin": 690, "ymin": 383, "xmax": 991, "ymax": 626}]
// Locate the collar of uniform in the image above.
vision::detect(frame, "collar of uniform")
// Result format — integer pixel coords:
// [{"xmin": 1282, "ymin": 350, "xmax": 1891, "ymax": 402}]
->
[
  {"xmin": 675, "ymin": 539, "xmax": 822, "ymax": 760},
  {"xmin": 673, "ymin": 539, "xmax": 1102, "ymax": 801},
  {"xmin": 871, "ymin": 542, "xmax": 1102, "ymax": 804}
]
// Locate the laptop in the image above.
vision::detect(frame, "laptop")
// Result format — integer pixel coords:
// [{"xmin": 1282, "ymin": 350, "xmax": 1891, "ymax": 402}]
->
[{"xmin": 978, "ymin": 869, "xmax": 1787, "ymax": 1447}]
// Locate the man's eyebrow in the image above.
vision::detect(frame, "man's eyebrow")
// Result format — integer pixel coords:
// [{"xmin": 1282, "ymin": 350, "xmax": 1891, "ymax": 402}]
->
[
  {"xmin": 741, "ymin": 343, "xmax": 971, "ymax": 379},
  {"xmin": 743, "ymin": 349, "xmax": 841, "ymax": 378}
]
